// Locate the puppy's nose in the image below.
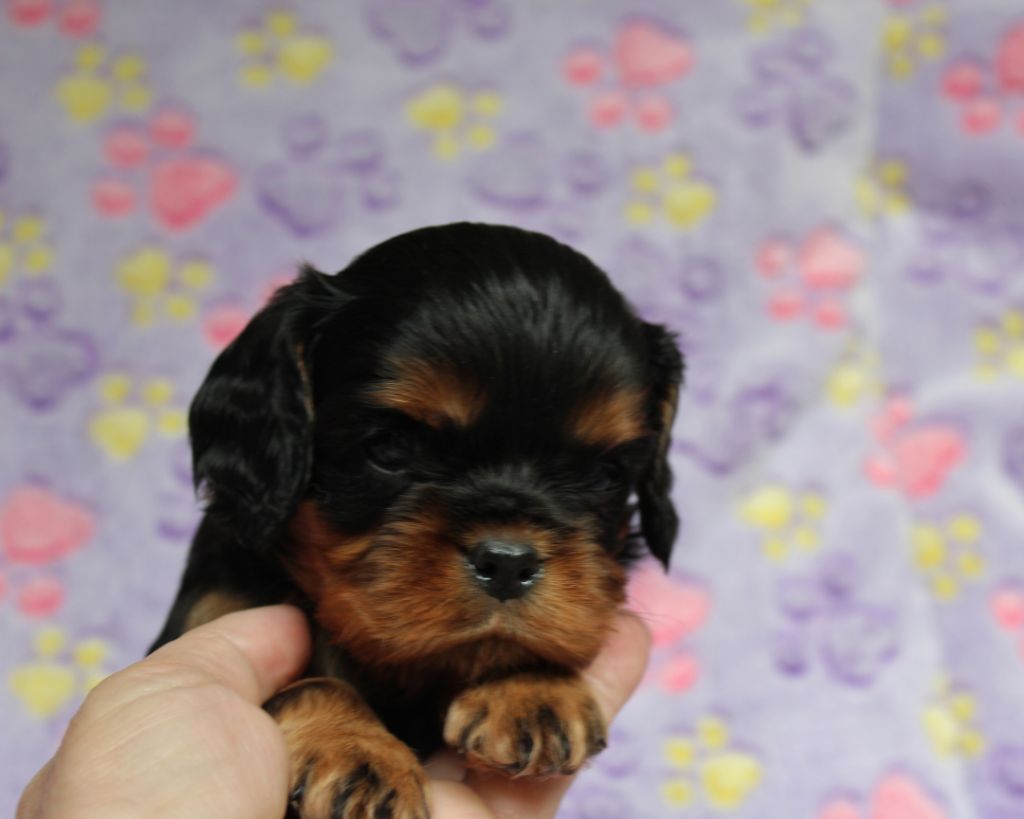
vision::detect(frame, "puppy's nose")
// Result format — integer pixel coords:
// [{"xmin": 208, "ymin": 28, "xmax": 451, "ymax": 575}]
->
[{"xmin": 468, "ymin": 540, "xmax": 540, "ymax": 601}]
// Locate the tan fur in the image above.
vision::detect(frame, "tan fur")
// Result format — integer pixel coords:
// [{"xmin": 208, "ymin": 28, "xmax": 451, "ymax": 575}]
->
[
  {"xmin": 370, "ymin": 358, "xmax": 485, "ymax": 429},
  {"xmin": 569, "ymin": 387, "xmax": 646, "ymax": 449},
  {"xmin": 183, "ymin": 590, "xmax": 248, "ymax": 631},
  {"xmin": 285, "ymin": 501, "xmax": 626, "ymax": 676},
  {"xmin": 443, "ymin": 671, "xmax": 606, "ymax": 776},
  {"xmin": 265, "ymin": 678, "xmax": 428, "ymax": 819}
]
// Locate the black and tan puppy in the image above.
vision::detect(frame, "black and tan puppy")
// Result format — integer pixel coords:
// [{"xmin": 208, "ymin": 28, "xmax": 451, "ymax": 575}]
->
[{"xmin": 150, "ymin": 223, "xmax": 683, "ymax": 819}]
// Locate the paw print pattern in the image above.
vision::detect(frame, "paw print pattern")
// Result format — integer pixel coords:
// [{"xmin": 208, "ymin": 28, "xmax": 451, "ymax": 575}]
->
[
  {"xmin": 256, "ymin": 114, "xmax": 399, "ymax": 237},
  {"xmin": 661, "ymin": 715, "xmax": 763, "ymax": 811},
  {"xmin": 736, "ymin": 27, "xmax": 857, "ymax": 152},
  {"xmin": 628, "ymin": 563, "xmax": 711, "ymax": 695},
  {"xmin": 864, "ymin": 397, "xmax": 967, "ymax": 500},
  {"xmin": 942, "ymin": 23, "xmax": 1024, "ymax": 137},
  {"xmin": 991, "ymin": 582, "xmax": 1024, "ymax": 660},
  {"xmin": 922, "ymin": 677, "xmax": 986, "ymax": 759},
  {"xmin": 755, "ymin": 227, "xmax": 864, "ymax": 330},
  {"xmin": 366, "ymin": 0, "xmax": 510, "ymax": 66},
  {"xmin": 825, "ymin": 341, "xmax": 882, "ymax": 408},
  {"xmin": 819, "ymin": 773, "xmax": 951, "ymax": 819},
  {"xmin": 7, "ymin": 0, "xmax": 100, "ymax": 37},
  {"xmin": 406, "ymin": 84, "xmax": 502, "ymax": 161},
  {"xmin": 772, "ymin": 552, "xmax": 901, "ymax": 686},
  {"xmin": 0, "ymin": 485, "xmax": 94, "ymax": 618},
  {"xmin": 235, "ymin": 9, "xmax": 334, "ymax": 88},
  {"xmin": 910, "ymin": 515, "xmax": 985, "ymax": 601},
  {"xmin": 55, "ymin": 43, "xmax": 152, "ymax": 125},
  {"xmin": 854, "ymin": 158, "xmax": 912, "ymax": 219},
  {"xmin": 92, "ymin": 109, "xmax": 237, "ymax": 231},
  {"xmin": 114, "ymin": 246, "xmax": 214, "ymax": 327},
  {"xmin": 740, "ymin": 0, "xmax": 814, "ymax": 36},
  {"xmin": 563, "ymin": 19, "xmax": 694, "ymax": 133},
  {"xmin": 882, "ymin": 3, "xmax": 946, "ymax": 80},
  {"xmin": 739, "ymin": 484, "xmax": 827, "ymax": 562},
  {"xmin": 0, "ymin": 210, "xmax": 55, "ymax": 290},
  {"xmin": 624, "ymin": 152, "xmax": 717, "ymax": 231},
  {"xmin": 973, "ymin": 308, "xmax": 1024, "ymax": 380},
  {"xmin": 0, "ymin": 277, "xmax": 98, "ymax": 410},
  {"xmin": 990, "ymin": 744, "xmax": 1024, "ymax": 803},
  {"xmin": 89, "ymin": 373, "xmax": 187, "ymax": 461},
  {"xmin": 8, "ymin": 626, "xmax": 111, "ymax": 718}
]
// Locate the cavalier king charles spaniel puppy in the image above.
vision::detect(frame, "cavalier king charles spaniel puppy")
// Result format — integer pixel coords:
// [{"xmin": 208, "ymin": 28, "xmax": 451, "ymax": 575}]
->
[{"xmin": 150, "ymin": 222, "xmax": 683, "ymax": 819}]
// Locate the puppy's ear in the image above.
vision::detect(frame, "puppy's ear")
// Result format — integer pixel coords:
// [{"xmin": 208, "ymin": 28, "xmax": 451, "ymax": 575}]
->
[
  {"xmin": 637, "ymin": 323, "xmax": 684, "ymax": 570},
  {"xmin": 190, "ymin": 266, "xmax": 340, "ymax": 550}
]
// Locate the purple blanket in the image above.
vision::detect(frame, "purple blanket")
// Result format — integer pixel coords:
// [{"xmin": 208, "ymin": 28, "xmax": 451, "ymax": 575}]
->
[{"xmin": 2, "ymin": 1, "xmax": 1024, "ymax": 816}]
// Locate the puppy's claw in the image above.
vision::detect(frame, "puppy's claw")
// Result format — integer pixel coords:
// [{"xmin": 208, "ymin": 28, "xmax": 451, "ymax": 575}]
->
[{"xmin": 444, "ymin": 672, "xmax": 607, "ymax": 777}]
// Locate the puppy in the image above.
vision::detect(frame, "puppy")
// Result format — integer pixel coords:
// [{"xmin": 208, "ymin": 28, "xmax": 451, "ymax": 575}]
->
[{"xmin": 150, "ymin": 223, "xmax": 683, "ymax": 819}]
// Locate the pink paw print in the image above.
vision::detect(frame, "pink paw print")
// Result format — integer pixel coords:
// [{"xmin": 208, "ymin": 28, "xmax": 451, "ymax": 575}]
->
[
  {"xmin": 6, "ymin": 0, "xmax": 100, "ymax": 37},
  {"xmin": 864, "ymin": 397, "xmax": 967, "ymax": 499},
  {"xmin": 942, "ymin": 22, "xmax": 1024, "ymax": 137},
  {"xmin": 0, "ymin": 485, "xmax": 95, "ymax": 618},
  {"xmin": 992, "ymin": 582, "xmax": 1024, "ymax": 660},
  {"xmin": 820, "ymin": 773, "xmax": 949, "ymax": 819},
  {"xmin": 92, "ymin": 109, "xmax": 238, "ymax": 231},
  {"xmin": 563, "ymin": 19, "xmax": 695, "ymax": 132},
  {"xmin": 203, "ymin": 270, "xmax": 292, "ymax": 350},
  {"xmin": 756, "ymin": 227, "xmax": 864, "ymax": 330},
  {"xmin": 627, "ymin": 562, "xmax": 711, "ymax": 694}
]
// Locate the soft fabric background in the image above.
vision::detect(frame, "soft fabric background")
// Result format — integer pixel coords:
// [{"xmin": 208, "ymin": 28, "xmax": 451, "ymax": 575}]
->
[{"xmin": 2, "ymin": 1, "xmax": 1024, "ymax": 816}]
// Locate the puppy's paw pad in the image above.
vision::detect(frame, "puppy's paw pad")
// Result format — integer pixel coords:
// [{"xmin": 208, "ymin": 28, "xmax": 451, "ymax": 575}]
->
[
  {"xmin": 444, "ymin": 674, "xmax": 607, "ymax": 777},
  {"xmin": 287, "ymin": 735, "xmax": 428, "ymax": 819}
]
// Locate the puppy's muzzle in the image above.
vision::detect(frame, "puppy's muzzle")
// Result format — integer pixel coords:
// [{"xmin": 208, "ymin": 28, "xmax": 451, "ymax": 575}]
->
[{"xmin": 468, "ymin": 539, "xmax": 541, "ymax": 601}]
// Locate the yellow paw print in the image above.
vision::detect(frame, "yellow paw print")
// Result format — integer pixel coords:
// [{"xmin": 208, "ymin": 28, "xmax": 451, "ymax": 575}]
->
[
  {"xmin": 89, "ymin": 373, "xmax": 187, "ymax": 460},
  {"xmin": 662, "ymin": 714, "xmax": 763, "ymax": 811},
  {"xmin": 739, "ymin": 485, "xmax": 827, "ymax": 562},
  {"xmin": 625, "ymin": 152, "xmax": 717, "ymax": 231},
  {"xmin": 855, "ymin": 158, "xmax": 912, "ymax": 219},
  {"xmin": 406, "ymin": 85, "xmax": 502, "ymax": 161},
  {"xmin": 236, "ymin": 10, "xmax": 334, "ymax": 87},
  {"xmin": 55, "ymin": 43, "xmax": 152, "ymax": 124},
  {"xmin": 974, "ymin": 308, "xmax": 1024, "ymax": 380},
  {"xmin": 741, "ymin": 0, "xmax": 813, "ymax": 35},
  {"xmin": 115, "ymin": 246, "xmax": 215, "ymax": 327},
  {"xmin": 923, "ymin": 676, "xmax": 986, "ymax": 759},
  {"xmin": 882, "ymin": 3, "xmax": 947, "ymax": 80},
  {"xmin": 911, "ymin": 514, "xmax": 985, "ymax": 601},
  {"xmin": 0, "ymin": 211, "xmax": 55, "ymax": 290},
  {"xmin": 826, "ymin": 342, "xmax": 882, "ymax": 408},
  {"xmin": 9, "ymin": 626, "xmax": 111, "ymax": 718}
]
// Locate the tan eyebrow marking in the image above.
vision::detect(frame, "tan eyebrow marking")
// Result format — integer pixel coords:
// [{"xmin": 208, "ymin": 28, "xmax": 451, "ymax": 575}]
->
[
  {"xmin": 369, "ymin": 359, "xmax": 486, "ymax": 429},
  {"xmin": 570, "ymin": 387, "xmax": 647, "ymax": 449}
]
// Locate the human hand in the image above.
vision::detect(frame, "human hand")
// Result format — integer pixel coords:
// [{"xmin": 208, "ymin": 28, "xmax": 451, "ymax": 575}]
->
[{"xmin": 18, "ymin": 606, "xmax": 650, "ymax": 819}]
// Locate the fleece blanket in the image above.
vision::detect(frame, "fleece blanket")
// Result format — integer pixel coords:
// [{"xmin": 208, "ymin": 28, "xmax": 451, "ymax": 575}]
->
[{"xmin": 2, "ymin": 1, "xmax": 1024, "ymax": 816}]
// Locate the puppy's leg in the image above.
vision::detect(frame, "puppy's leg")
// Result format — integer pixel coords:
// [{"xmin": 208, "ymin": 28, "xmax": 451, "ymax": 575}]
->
[
  {"xmin": 444, "ymin": 671, "xmax": 607, "ymax": 777},
  {"xmin": 266, "ymin": 678, "xmax": 429, "ymax": 819}
]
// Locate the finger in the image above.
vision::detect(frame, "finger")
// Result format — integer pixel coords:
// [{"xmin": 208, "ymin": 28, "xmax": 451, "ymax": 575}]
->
[
  {"xmin": 15, "ymin": 759, "xmax": 51, "ymax": 819},
  {"xmin": 462, "ymin": 610, "xmax": 651, "ymax": 819},
  {"xmin": 127, "ymin": 604, "xmax": 311, "ymax": 705}
]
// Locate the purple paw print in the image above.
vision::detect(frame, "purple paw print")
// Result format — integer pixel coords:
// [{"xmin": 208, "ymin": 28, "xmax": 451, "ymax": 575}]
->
[
  {"xmin": 156, "ymin": 442, "xmax": 199, "ymax": 541},
  {"xmin": 469, "ymin": 132, "xmax": 610, "ymax": 243},
  {"xmin": 906, "ymin": 182, "xmax": 1022, "ymax": 295},
  {"xmin": 366, "ymin": 0, "xmax": 510, "ymax": 66},
  {"xmin": 772, "ymin": 553, "xmax": 900, "ymax": 686},
  {"xmin": 0, "ymin": 278, "xmax": 97, "ymax": 411},
  {"xmin": 1003, "ymin": 426, "xmax": 1024, "ymax": 497},
  {"xmin": 992, "ymin": 744, "xmax": 1024, "ymax": 800},
  {"xmin": 736, "ymin": 27, "xmax": 857, "ymax": 152},
  {"xmin": 255, "ymin": 114, "xmax": 399, "ymax": 237}
]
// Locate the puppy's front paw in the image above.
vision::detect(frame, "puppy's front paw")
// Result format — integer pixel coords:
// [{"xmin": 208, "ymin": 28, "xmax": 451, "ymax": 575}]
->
[
  {"xmin": 266, "ymin": 679, "xmax": 428, "ymax": 819},
  {"xmin": 444, "ymin": 673, "xmax": 607, "ymax": 777}
]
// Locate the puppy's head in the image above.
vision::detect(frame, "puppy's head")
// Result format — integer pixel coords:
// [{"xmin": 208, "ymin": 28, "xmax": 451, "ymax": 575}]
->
[{"xmin": 191, "ymin": 223, "xmax": 682, "ymax": 672}]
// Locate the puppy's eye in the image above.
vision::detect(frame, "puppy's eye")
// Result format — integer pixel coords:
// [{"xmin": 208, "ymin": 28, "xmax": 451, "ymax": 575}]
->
[
  {"xmin": 588, "ymin": 461, "xmax": 625, "ymax": 492},
  {"xmin": 364, "ymin": 429, "xmax": 414, "ymax": 474}
]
